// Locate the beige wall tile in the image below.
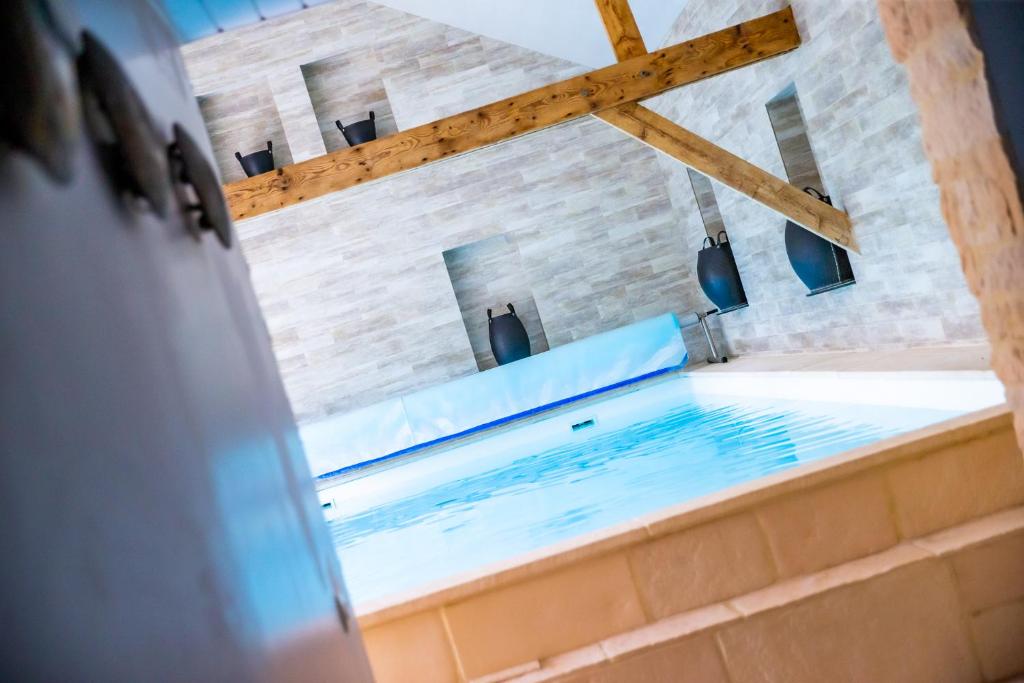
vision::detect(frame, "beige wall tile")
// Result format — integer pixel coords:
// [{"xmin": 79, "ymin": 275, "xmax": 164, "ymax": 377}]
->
[
  {"xmin": 629, "ymin": 514, "xmax": 776, "ymax": 620},
  {"xmin": 717, "ymin": 559, "xmax": 980, "ymax": 682},
  {"xmin": 886, "ymin": 428, "xmax": 1024, "ymax": 537},
  {"xmin": 180, "ymin": 0, "xmax": 714, "ymax": 424},
  {"xmin": 756, "ymin": 473, "xmax": 899, "ymax": 577},
  {"xmin": 271, "ymin": 65, "xmax": 328, "ymax": 163},
  {"xmin": 361, "ymin": 609, "xmax": 459, "ymax": 683},
  {"xmin": 970, "ymin": 600, "xmax": 1024, "ymax": 681},
  {"xmin": 445, "ymin": 553, "xmax": 646, "ymax": 680},
  {"xmin": 951, "ymin": 529, "xmax": 1024, "ymax": 613},
  {"xmin": 561, "ymin": 634, "xmax": 729, "ymax": 683}
]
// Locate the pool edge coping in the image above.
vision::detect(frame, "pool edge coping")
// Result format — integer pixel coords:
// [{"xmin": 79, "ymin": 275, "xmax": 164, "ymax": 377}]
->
[{"xmin": 353, "ymin": 402, "xmax": 1014, "ymax": 627}]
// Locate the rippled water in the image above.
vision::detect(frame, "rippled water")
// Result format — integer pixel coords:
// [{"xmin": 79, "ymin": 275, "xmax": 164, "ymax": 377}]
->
[{"xmin": 324, "ymin": 379, "xmax": 958, "ymax": 604}]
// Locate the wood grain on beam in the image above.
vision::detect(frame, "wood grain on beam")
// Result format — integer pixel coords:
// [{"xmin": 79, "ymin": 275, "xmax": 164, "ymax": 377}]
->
[
  {"xmin": 225, "ymin": 7, "xmax": 799, "ymax": 221},
  {"xmin": 594, "ymin": 0, "xmax": 647, "ymax": 60},
  {"xmin": 596, "ymin": 103, "xmax": 859, "ymax": 251}
]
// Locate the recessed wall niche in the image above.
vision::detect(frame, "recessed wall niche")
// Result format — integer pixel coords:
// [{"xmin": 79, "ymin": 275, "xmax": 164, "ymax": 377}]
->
[
  {"xmin": 765, "ymin": 84, "xmax": 827, "ymax": 193},
  {"xmin": 443, "ymin": 234, "xmax": 550, "ymax": 371},
  {"xmin": 687, "ymin": 168, "xmax": 727, "ymax": 238},
  {"xmin": 766, "ymin": 85, "xmax": 855, "ymax": 295},
  {"xmin": 301, "ymin": 52, "xmax": 398, "ymax": 153},
  {"xmin": 688, "ymin": 169, "xmax": 748, "ymax": 313},
  {"xmin": 197, "ymin": 81, "xmax": 293, "ymax": 184}
]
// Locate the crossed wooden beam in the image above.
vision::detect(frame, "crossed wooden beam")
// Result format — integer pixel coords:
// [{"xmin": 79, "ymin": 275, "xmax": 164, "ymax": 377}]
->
[{"xmin": 224, "ymin": 2, "xmax": 857, "ymax": 251}]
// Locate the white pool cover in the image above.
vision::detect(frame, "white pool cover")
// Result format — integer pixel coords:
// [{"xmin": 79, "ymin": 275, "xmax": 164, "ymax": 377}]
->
[{"xmin": 301, "ymin": 313, "xmax": 688, "ymax": 477}]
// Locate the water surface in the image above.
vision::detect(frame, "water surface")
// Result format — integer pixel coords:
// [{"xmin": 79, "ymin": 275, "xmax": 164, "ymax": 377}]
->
[{"xmin": 323, "ymin": 377, "xmax": 963, "ymax": 604}]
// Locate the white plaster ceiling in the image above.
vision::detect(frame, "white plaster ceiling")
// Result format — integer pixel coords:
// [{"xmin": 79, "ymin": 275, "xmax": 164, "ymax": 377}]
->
[{"xmin": 366, "ymin": 0, "xmax": 688, "ymax": 67}]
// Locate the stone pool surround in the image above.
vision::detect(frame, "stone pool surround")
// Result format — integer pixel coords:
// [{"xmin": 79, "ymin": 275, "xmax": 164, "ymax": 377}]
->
[{"xmin": 354, "ymin": 404, "xmax": 1024, "ymax": 682}]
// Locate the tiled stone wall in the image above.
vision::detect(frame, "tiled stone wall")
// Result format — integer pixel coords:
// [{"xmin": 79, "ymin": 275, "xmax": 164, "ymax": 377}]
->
[
  {"xmin": 235, "ymin": 115, "xmax": 705, "ymax": 421},
  {"xmin": 182, "ymin": 0, "xmax": 715, "ymax": 423},
  {"xmin": 181, "ymin": 0, "xmax": 988, "ymax": 422},
  {"xmin": 645, "ymin": 0, "xmax": 988, "ymax": 356},
  {"xmin": 270, "ymin": 66, "xmax": 328, "ymax": 163},
  {"xmin": 876, "ymin": 0, "xmax": 1024, "ymax": 451}
]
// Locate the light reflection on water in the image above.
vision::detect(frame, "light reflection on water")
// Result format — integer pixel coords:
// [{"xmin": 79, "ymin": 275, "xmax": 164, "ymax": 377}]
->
[{"xmin": 325, "ymin": 387, "xmax": 955, "ymax": 605}]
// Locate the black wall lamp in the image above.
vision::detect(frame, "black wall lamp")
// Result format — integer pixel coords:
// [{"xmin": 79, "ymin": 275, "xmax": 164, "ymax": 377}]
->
[
  {"xmin": 336, "ymin": 111, "xmax": 377, "ymax": 147},
  {"xmin": 696, "ymin": 230, "xmax": 748, "ymax": 313},
  {"xmin": 488, "ymin": 304, "xmax": 531, "ymax": 365},
  {"xmin": 785, "ymin": 188, "xmax": 856, "ymax": 296},
  {"xmin": 235, "ymin": 141, "xmax": 274, "ymax": 177}
]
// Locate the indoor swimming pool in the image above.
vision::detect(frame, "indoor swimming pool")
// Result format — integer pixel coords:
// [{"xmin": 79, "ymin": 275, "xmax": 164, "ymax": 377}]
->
[{"xmin": 318, "ymin": 371, "xmax": 1005, "ymax": 605}]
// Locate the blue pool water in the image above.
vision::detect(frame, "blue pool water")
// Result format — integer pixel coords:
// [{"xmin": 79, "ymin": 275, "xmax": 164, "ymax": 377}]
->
[{"xmin": 320, "ymin": 374, "xmax": 994, "ymax": 605}]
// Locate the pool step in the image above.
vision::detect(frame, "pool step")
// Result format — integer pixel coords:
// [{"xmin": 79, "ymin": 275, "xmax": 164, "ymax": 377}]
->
[
  {"xmin": 499, "ymin": 506, "xmax": 1024, "ymax": 682},
  {"xmin": 356, "ymin": 406, "xmax": 1024, "ymax": 683}
]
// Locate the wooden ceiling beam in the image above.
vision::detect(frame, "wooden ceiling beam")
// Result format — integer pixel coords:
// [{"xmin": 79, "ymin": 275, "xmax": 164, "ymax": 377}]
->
[
  {"xmin": 592, "ymin": 0, "xmax": 858, "ymax": 251},
  {"xmin": 225, "ymin": 7, "xmax": 799, "ymax": 221},
  {"xmin": 595, "ymin": 0, "xmax": 648, "ymax": 60},
  {"xmin": 595, "ymin": 104, "xmax": 858, "ymax": 251}
]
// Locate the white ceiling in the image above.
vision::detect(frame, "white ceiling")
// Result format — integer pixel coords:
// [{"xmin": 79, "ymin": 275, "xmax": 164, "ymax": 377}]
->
[
  {"xmin": 164, "ymin": 0, "xmax": 687, "ymax": 66},
  {"xmin": 369, "ymin": 0, "xmax": 687, "ymax": 67}
]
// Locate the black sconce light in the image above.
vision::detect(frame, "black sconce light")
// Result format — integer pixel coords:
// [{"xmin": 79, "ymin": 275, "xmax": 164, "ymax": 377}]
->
[
  {"xmin": 235, "ymin": 140, "xmax": 274, "ymax": 177},
  {"xmin": 785, "ymin": 188, "xmax": 856, "ymax": 296},
  {"xmin": 488, "ymin": 303, "xmax": 531, "ymax": 365},
  {"xmin": 336, "ymin": 111, "xmax": 377, "ymax": 147},
  {"xmin": 696, "ymin": 230, "xmax": 748, "ymax": 313}
]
